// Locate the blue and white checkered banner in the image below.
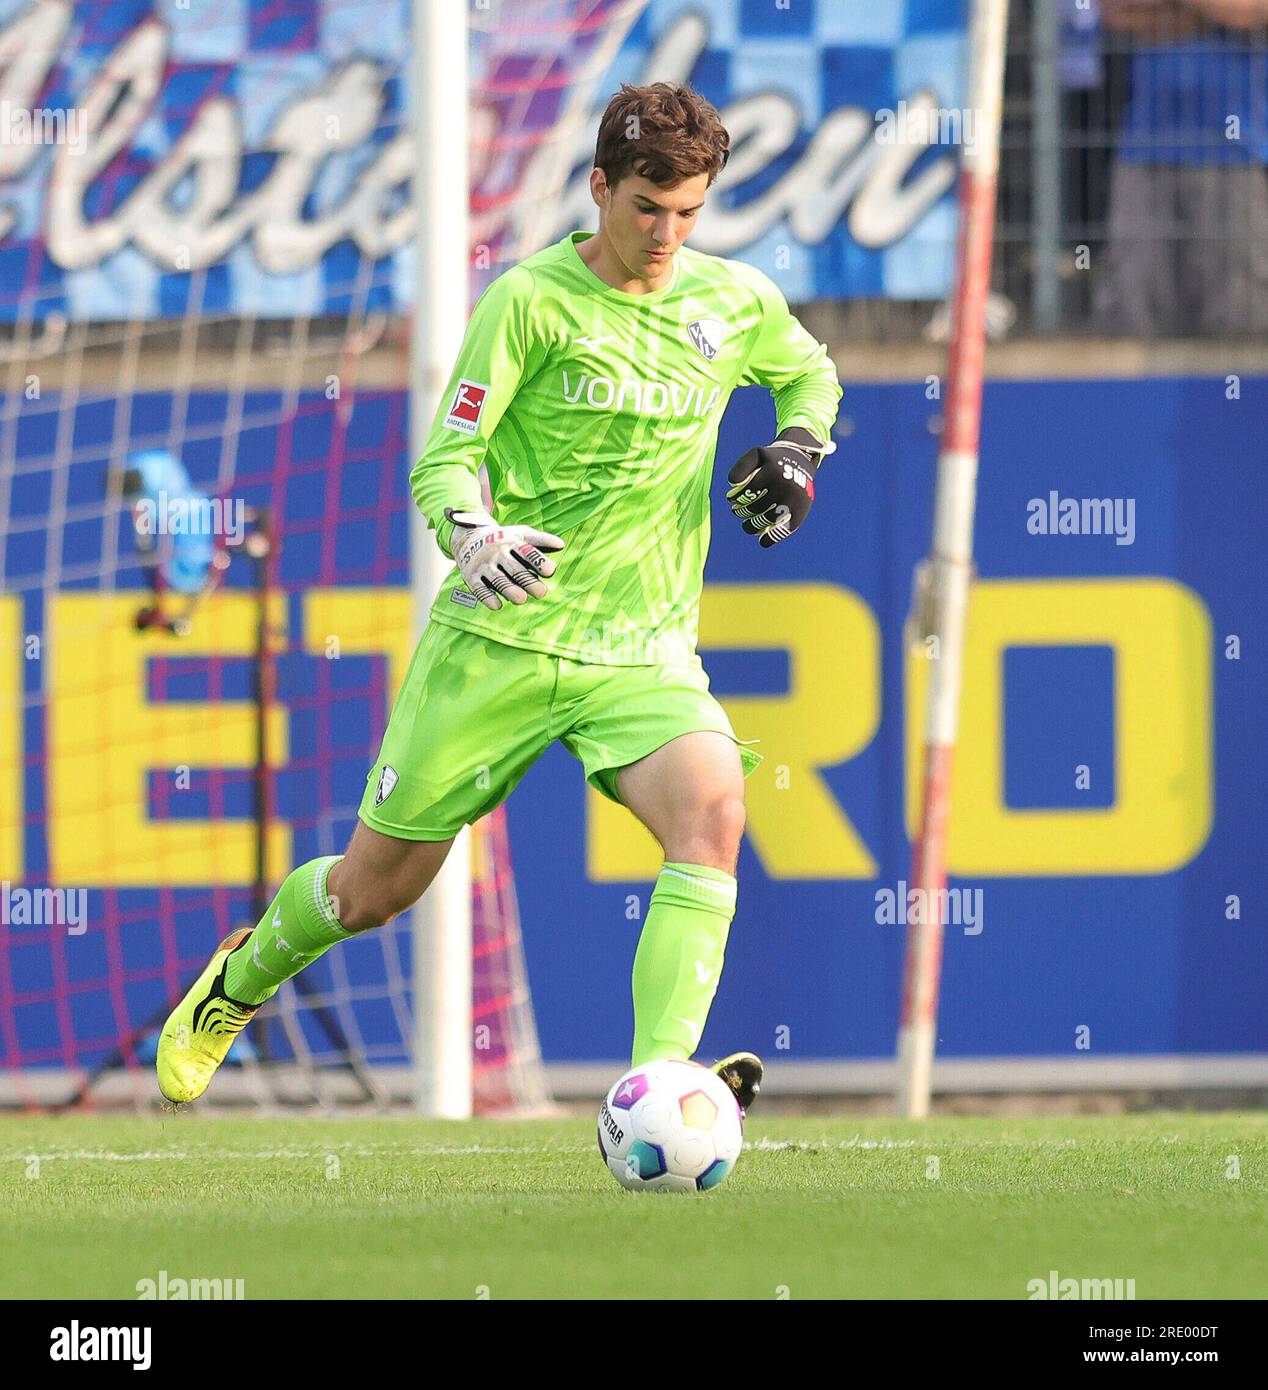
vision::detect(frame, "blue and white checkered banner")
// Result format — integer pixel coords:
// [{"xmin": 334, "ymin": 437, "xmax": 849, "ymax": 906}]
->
[{"xmin": 0, "ymin": 0, "xmax": 967, "ymax": 320}]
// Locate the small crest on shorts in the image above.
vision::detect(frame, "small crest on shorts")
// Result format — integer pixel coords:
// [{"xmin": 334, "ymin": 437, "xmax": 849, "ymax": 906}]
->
[{"xmin": 375, "ymin": 764, "xmax": 398, "ymax": 807}]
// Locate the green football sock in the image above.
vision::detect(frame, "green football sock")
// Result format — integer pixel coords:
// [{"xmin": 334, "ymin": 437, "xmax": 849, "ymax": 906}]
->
[
  {"xmin": 223, "ymin": 856, "xmax": 350, "ymax": 1006},
  {"xmin": 631, "ymin": 861, "xmax": 738, "ymax": 1066}
]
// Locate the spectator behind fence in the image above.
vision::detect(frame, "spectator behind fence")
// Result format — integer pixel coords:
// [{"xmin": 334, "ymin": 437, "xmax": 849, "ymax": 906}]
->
[{"xmin": 1098, "ymin": 0, "xmax": 1268, "ymax": 335}]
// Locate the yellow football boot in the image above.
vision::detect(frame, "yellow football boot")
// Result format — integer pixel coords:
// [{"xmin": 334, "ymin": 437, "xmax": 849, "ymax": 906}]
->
[
  {"xmin": 711, "ymin": 1051, "xmax": 763, "ymax": 1114},
  {"xmin": 156, "ymin": 928, "xmax": 260, "ymax": 1104}
]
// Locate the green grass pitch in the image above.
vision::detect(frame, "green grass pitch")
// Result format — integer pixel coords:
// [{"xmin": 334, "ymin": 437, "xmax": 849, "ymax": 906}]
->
[{"xmin": 2, "ymin": 1111, "xmax": 1265, "ymax": 1299}]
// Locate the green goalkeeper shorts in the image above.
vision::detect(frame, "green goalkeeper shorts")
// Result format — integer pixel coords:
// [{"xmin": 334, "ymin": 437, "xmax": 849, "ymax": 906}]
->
[{"xmin": 357, "ymin": 618, "xmax": 763, "ymax": 841}]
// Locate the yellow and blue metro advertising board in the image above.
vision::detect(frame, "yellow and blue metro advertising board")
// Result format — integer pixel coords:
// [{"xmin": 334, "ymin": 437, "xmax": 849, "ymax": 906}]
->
[{"xmin": 1, "ymin": 376, "xmax": 1260, "ymax": 1069}]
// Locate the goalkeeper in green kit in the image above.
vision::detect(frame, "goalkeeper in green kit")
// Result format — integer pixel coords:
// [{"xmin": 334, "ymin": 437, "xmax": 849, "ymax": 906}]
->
[{"xmin": 157, "ymin": 82, "xmax": 842, "ymax": 1112}]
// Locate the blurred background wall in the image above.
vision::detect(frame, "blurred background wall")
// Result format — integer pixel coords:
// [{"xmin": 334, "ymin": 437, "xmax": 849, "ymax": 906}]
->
[{"xmin": 1, "ymin": 0, "xmax": 1263, "ymax": 1092}]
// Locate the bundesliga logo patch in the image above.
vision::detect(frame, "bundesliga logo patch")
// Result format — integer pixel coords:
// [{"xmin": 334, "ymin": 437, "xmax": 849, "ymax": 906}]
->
[{"xmin": 443, "ymin": 379, "xmax": 489, "ymax": 434}]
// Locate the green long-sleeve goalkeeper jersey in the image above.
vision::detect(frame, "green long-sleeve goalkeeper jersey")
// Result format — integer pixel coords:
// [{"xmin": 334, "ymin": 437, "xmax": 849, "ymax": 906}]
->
[{"xmin": 411, "ymin": 230, "xmax": 842, "ymax": 666}]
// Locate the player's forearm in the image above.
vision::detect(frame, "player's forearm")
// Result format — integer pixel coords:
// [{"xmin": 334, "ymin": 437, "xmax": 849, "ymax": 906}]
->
[
  {"xmin": 770, "ymin": 356, "xmax": 843, "ymax": 453},
  {"xmin": 409, "ymin": 457, "xmax": 487, "ymax": 559}
]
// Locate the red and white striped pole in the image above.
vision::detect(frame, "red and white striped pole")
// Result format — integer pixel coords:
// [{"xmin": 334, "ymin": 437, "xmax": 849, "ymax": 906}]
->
[{"xmin": 896, "ymin": 0, "xmax": 1010, "ymax": 1119}]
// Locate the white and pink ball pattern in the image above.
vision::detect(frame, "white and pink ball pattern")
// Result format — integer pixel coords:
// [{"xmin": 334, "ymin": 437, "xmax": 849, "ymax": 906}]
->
[{"xmin": 597, "ymin": 1059, "xmax": 744, "ymax": 1193}]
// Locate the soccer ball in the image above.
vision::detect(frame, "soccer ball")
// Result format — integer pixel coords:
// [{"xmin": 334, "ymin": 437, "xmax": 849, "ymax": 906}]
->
[{"xmin": 597, "ymin": 1059, "xmax": 744, "ymax": 1193}]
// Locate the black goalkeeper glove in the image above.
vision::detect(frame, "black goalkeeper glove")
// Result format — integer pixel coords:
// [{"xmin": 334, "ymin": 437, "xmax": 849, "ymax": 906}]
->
[
  {"xmin": 725, "ymin": 427, "xmax": 835, "ymax": 548},
  {"xmin": 722, "ymin": 428, "xmax": 834, "ymax": 547}
]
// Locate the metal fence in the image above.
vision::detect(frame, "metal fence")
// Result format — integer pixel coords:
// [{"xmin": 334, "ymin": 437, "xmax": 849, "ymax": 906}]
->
[{"xmin": 821, "ymin": 0, "xmax": 1268, "ymax": 345}]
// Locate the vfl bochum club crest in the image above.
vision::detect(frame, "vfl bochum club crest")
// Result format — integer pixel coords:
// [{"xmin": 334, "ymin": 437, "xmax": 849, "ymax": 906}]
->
[
  {"xmin": 375, "ymin": 764, "xmax": 398, "ymax": 807},
  {"xmin": 687, "ymin": 319, "xmax": 724, "ymax": 361}
]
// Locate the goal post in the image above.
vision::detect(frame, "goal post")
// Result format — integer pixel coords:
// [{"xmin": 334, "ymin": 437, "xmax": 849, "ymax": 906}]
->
[
  {"xmin": 410, "ymin": 0, "xmax": 474, "ymax": 1119},
  {"xmin": 896, "ymin": 0, "xmax": 1010, "ymax": 1120}
]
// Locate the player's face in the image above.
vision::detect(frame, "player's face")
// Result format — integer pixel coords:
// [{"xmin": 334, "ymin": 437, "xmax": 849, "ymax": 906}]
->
[{"xmin": 596, "ymin": 170, "xmax": 709, "ymax": 281}]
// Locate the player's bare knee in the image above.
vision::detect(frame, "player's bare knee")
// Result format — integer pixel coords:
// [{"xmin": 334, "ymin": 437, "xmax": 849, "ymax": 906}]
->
[
  {"xmin": 705, "ymin": 792, "xmax": 747, "ymax": 850},
  {"xmin": 331, "ymin": 886, "xmax": 415, "ymax": 934},
  {"xmin": 323, "ymin": 884, "xmax": 373, "ymax": 933},
  {"xmin": 326, "ymin": 871, "xmax": 416, "ymax": 933},
  {"xmin": 664, "ymin": 793, "xmax": 746, "ymax": 867},
  {"xmin": 330, "ymin": 828, "xmax": 453, "ymax": 931}
]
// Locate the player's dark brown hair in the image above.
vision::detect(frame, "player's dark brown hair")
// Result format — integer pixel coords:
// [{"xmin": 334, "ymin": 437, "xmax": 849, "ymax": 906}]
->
[{"xmin": 593, "ymin": 82, "xmax": 730, "ymax": 189}]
